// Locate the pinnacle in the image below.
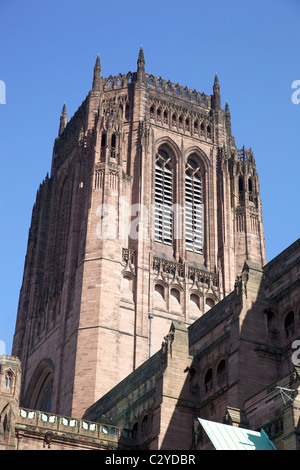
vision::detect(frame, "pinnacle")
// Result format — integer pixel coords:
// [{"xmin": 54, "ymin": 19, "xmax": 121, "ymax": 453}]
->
[
  {"xmin": 212, "ymin": 73, "xmax": 221, "ymax": 109},
  {"xmin": 214, "ymin": 73, "xmax": 220, "ymax": 87},
  {"xmin": 95, "ymin": 53, "xmax": 101, "ymax": 70},
  {"xmin": 92, "ymin": 53, "xmax": 101, "ymax": 91},
  {"xmin": 138, "ymin": 45, "xmax": 145, "ymax": 64},
  {"xmin": 59, "ymin": 102, "xmax": 67, "ymax": 136},
  {"xmin": 137, "ymin": 45, "xmax": 145, "ymax": 76}
]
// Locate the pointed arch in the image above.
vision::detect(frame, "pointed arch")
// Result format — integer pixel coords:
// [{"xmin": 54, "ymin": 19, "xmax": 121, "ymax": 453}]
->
[
  {"xmin": 183, "ymin": 147, "xmax": 210, "ymax": 259},
  {"xmin": 121, "ymin": 272, "xmax": 134, "ymax": 303},
  {"xmin": 184, "ymin": 146, "xmax": 210, "ymax": 173},
  {"xmin": 205, "ymin": 296, "xmax": 217, "ymax": 312},
  {"xmin": 153, "ymin": 281, "xmax": 167, "ymax": 310},
  {"xmin": 3, "ymin": 369, "xmax": 14, "ymax": 392},
  {"xmin": 169, "ymin": 284, "xmax": 183, "ymax": 313},
  {"xmin": 154, "ymin": 136, "xmax": 181, "ymax": 166},
  {"xmin": 189, "ymin": 290, "xmax": 203, "ymax": 317},
  {"xmin": 22, "ymin": 359, "xmax": 54, "ymax": 413},
  {"xmin": 148, "ymin": 74, "xmax": 154, "ymax": 86},
  {"xmin": 153, "ymin": 139, "xmax": 180, "ymax": 247},
  {"xmin": 154, "ymin": 149, "xmax": 173, "ymax": 245}
]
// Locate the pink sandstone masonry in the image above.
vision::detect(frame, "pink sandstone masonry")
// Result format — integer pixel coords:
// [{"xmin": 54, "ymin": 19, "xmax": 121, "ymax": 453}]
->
[{"xmin": 12, "ymin": 48, "xmax": 266, "ymax": 420}]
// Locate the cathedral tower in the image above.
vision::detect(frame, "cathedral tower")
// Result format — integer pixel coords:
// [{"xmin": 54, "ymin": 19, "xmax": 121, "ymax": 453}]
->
[{"xmin": 12, "ymin": 49, "xmax": 266, "ymax": 418}]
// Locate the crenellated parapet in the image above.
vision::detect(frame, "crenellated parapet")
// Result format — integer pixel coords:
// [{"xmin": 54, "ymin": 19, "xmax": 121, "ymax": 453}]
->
[
  {"xmin": 146, "ymin": 74, "xmax": 211, "ymax": 107},
  {"xmin": 100, "ymin": 70, "xmax": 211, "ymax": 109}
]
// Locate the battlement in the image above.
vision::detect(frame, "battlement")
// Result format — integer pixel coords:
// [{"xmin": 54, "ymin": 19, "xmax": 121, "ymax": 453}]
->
[
  {"xmin": 101, "ymin": 71, "xmax": 211, "ymax": 108},
  {"xmin": 102, "ymin": 71, "xmax": 136, "ymax": 90},
  {"xmin": 146, "ymin": 73, "xmax": 211, "ymax": 108},
  {"xmin": 0, "ymin": 355, "xmax": 21, "ymax": 363},
  {"xmin": 0, "ymin": 354, "xmax": 21, "ymax": 374}
]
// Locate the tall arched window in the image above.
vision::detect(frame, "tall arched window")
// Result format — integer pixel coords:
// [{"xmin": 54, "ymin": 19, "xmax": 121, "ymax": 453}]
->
[
  {"xmin": 36, "ymin": 373, "xmax": 53, "ymax": 412},
  {"xmin": 155, "ymin": 149, "xmax": 173, "ymax": 245},
  {"xmin": 23, "ymin": 359, "xmax": 54, "ymax": 413},
  {"xmin": 185, "ymin": 157, "xmax": 203, "ymax": 253}
]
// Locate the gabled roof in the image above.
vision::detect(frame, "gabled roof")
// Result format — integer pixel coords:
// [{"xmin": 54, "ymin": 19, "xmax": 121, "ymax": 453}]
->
[{"xmin": 198, "ymin": 418, "xmax": 276, "ymax": 450}]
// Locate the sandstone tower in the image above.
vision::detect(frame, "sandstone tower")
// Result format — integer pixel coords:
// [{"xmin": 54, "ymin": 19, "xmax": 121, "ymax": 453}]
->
[{"xmin": 12, "ymin": 48, "xmax": 266, "ymax": 418}]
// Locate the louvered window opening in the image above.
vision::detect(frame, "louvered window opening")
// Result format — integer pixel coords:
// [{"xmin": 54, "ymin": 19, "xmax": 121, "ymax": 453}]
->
[
  {"xmin": 155, "ymin": 155, "xmax": 173, "ymax": 245},
  {"xmin": 185, "ymin": 165, "xmax": 203, "ymax": 254}
]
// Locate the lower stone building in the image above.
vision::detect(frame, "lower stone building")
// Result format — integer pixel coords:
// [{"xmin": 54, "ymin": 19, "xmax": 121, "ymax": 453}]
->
[{"xmin": 1, "ymin": 238, "xmax": 299, "ymax": 450}]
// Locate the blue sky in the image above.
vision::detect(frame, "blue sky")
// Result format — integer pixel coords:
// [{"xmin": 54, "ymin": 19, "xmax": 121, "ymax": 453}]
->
[{"xmin": 0, "ymin": 0, "xmax": 299, "ymax": 355}]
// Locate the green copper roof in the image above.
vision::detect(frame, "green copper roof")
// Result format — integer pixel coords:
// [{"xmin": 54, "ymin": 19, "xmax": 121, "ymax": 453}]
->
[{"xmin": 198, "ymin": 418, "xmax": 277, "ymax": 451}]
